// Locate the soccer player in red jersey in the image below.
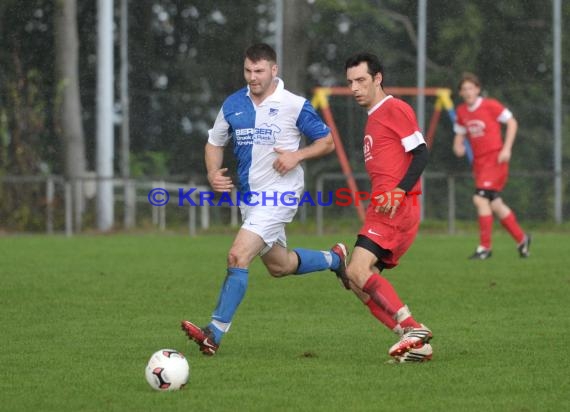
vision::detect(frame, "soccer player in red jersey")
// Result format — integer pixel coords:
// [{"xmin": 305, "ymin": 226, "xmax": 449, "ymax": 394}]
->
[
  {"xmin": 453, "ymin": 73, "xmax": 531, "ymax": 260},
  {"xmin": 340, "ymin": 52, "xmax": 432, "ymax": 363}
]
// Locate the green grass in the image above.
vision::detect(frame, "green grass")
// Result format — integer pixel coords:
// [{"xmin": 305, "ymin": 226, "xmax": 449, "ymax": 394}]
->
[{"xmin": 1, "ymin": 232, "xmax": 569, "ymax": 412}]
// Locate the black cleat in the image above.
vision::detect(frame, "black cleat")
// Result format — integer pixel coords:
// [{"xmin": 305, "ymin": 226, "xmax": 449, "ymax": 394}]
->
[
  {"xmin": 517, "ymin": 234, "xmax": 532, "ymax": 258},
  {"xmin": 469, "ymin": 247, "xmax": 492, "ymax": 260}
]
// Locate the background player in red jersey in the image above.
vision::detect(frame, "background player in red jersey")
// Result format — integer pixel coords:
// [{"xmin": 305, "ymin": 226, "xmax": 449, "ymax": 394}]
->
[
  {"xmin": 339, "ymin": 52, "xmax": 432, "ymax": 363},
  {"xmin": 453, "ymin": 72, "xmax": 531, "ymax": 260}
]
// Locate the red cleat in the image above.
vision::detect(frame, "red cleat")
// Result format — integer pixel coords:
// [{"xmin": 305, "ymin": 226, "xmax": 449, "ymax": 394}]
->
[
  {"xmin": 181, "ymin": 320, "xmax": 219, "ymax": 356},
  {"xmin": 331, "ymin": 243, "xmax": 350, "ymax": 290}
]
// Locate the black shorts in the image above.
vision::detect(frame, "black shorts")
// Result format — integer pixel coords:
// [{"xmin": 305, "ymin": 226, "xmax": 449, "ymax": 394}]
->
[{"xmin": 474, "ymin": 188, "xmax": 501, "ymax": 201}]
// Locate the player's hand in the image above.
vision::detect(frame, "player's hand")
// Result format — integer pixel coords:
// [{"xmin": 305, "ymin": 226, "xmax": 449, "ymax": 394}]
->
[
  {"xmin": 498, "ymin": 148, "xmax": 511, "ymax": 164},
  {"xmin": 373, "ymin": 188, "xmax": 406, "ymax": 218},
  {"xmin": 208, "ymin": 168, "xmax": 234, "ymax": 192},
  {"xmin": 273, "ymin": 148, "xmax": 301, "ymax": 175},
  {"xmin": 453, "ymin": 143, "xmax": 466, "ymax": 158}
]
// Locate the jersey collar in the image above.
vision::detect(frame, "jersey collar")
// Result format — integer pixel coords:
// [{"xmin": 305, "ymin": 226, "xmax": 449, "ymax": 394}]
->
[
  {"xmin": 246, "ymin": 78, "xmax": 284, "ymax": 106},
  {"xmin": 467, "ymin": 97, "xmax": 483, "ymax": 112},
  {"xmin": 368, "ymin": 95, "xmax": 393, "ymax": 115}
]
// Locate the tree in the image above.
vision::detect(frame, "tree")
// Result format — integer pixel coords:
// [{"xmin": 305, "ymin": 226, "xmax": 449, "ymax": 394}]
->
[
  {"xmin": 281, "ymin": 0, "xmax": 312, "ymax": 95},
  {"xmin": 54, "ymin": 0, "xmax": 87, "ymax": 230}
]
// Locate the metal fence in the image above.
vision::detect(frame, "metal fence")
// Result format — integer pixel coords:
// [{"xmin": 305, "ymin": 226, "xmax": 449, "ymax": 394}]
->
[{"xmin": 0, "ymin": 171, "xmax": 567, "ymax": 235}]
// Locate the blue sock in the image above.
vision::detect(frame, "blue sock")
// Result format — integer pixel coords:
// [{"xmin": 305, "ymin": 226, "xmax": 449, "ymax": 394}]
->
[
  {"xmin": 293, "ymin": 248, "xmax": 338, "ymax": 274},
  {"xmin": 207, "ymin": 322, "xmax": 224, "ymax": 344},
  {"xmin": 209, "ymin": 267, "xmax": 248, "ymax": 343}
]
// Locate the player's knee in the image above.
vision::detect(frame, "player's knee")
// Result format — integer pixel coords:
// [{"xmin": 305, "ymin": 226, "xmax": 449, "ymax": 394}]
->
[
  {"xmin": 227, "ymin": 249, "xmax": 248, "ymax": 268},
  {"xmin": 346, "ymin": 265, "xmax": 367, "ymax": 289},
  {"xmin": 491, "ymin": 198, "xmax": 510, "ymax": 217}
]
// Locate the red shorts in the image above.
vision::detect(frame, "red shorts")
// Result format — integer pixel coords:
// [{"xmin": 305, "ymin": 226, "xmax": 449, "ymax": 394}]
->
[
  {"xmin": 473, "ymin": 151, "xmax": 509, "ymax": 191},
  {"xmin": 358, "ymin": 196, "xmax": 420, "ymax": 269}
]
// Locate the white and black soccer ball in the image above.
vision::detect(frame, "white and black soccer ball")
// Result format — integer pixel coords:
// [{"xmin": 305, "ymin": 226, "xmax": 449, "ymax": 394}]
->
[{"xmin": 145, "ymin": 349, "xmax": 190, "ymax": 391}]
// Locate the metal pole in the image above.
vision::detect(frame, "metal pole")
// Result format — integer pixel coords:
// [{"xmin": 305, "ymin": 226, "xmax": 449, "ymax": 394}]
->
[
  {"xmin": 553, "ymin": 0, "xmax": 562, "ymax": 223},
  {"xmin": 96, "ymin": 0, "xmax": 114, "ymax": 231},
  {"xmin": 275, "ymin": 0, "xmax": 283, "ymax": 69},
  {"xmin": 417, "ymin": 0, "xmax": 427, "ymax": 221},
  {"xmin": 65, "ymin": 181, "xmax": 73, "ymax": 237},
  {"xmin": 120, "ymin": 0, "xmax": 134, "ymax": 229},
  {"xmin": 316, "ymin": 175, "xmax": 324, "ymax": 236},
  {"xmin": 447, "ymin": 175, "xmax": 456, "ymax": 235},
  {"xmin": 189, "ymin": 203, "xmax": 196, "ymax": 237},
  {"xmin": 46, "ymin": 176, "xmax": 54, "ymax": 234}
]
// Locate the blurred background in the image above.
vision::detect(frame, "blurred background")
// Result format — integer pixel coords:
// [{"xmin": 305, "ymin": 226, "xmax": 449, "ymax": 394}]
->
[{"xmin": 0, "ymin": 0, "xmax": 568, "ymax": 235}]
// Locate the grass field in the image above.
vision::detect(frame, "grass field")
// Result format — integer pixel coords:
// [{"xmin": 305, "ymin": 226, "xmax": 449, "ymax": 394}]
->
[{"xmin": 1, "ymin": 232, "xmax": 569, "ymax": 411}]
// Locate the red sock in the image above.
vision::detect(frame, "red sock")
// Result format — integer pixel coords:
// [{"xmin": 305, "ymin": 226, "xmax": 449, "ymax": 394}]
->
[
  {"xmin": 366, "ymin": 298, "xmax": 397, "ymax": 329},
  {"xmin": 479, "ymin": 215, "xmax": 493, "ymax": 249},
  {"xmin": 362, "ymin": 274, "xmax": 404, "ymax": 319},
  {"xmin": 500, "ymin": 212, "xmax": 525, "ymax": 244},
  {"xmin": 399, "ymin": 316, "xmax": 421, "ymax": 329}
]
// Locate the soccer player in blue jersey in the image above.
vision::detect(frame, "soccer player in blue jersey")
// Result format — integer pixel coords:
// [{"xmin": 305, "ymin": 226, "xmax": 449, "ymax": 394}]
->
[{"xmin": 181, "ymin": 43, "xmax": 348, "ymax": 355}]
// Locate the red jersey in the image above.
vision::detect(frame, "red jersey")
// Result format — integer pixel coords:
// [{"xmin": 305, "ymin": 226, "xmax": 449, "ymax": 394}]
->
[
  {"xmin": 358, "ymin": 95, "xmax": 425, "ymax": 268},
  {"xmin": 454, "ymin": 97, "xmax": 512, "ymax": 157},
  {"xmin": 364, "ymin": 96, "xmax": 425, "ymax": 195}
]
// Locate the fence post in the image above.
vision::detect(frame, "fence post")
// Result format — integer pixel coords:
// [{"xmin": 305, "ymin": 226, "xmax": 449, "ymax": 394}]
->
[
  {"xmin": 46, "ymin": 176, "xmax": 54, "ymax": 234},
  {"xmin": 64, "ymin": 181, "xmax": 73, "ymax": 237},
  {"xmin": 447, "ymin": 175, "xmax": 456, "ymax": 235},
  {"xmin": 189, "ymin": 204, "xmax": 196, "ymax": 237},
  {"xmin": 231, "ymin": 188, "xmax": 238, "ymax": 227},
  {"xmin": 316, "ymin": 175, "xmax": 324, "ymax": 236},
  {"xmin": 124, "ymin": 179, "xmax": 136, "ymax": 229},
  {"xmin": 188, "ymin": 181, "xmax": 196, "ymax": 237},
  {"xmin": 201, "ymin": 202, "xmax": 209, "ymax": 230},
  {"xmin": 159, "ymin": 180, "xmax": 166, "ymax": 231}
]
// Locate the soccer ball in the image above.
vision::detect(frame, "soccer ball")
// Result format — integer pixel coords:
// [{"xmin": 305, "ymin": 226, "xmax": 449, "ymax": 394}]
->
[{"xmin": 145, "ymin": 349, "xmax": 190, "ymax": 391}]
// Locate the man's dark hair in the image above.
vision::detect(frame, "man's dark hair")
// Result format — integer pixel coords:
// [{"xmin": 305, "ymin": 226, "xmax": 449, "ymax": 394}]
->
[
  {"xmin": 344, "ymin": 52, "xmax": 384, "ymax": 87},
  {"xmin": 245, "ymin": 43, "xmax": 277, "ymax": 64}
]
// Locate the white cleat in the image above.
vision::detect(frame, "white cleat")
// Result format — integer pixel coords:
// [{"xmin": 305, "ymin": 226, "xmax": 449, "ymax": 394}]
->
[
  {"xmin": 388, "ymin": 324, "xmax": 432, "ymax": 357},
  {"xmin": 392, "ymin": 343, "xmax": 433, "ymax": 363}
]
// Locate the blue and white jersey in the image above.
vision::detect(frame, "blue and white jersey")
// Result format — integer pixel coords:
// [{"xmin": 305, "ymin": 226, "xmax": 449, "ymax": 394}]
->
[{"xmin": 208, "ymin": 78, "xmax": 330, "ymax": 196}]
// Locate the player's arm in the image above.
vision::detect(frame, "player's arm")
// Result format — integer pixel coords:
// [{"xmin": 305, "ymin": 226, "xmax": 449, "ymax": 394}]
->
[
  {"xmin": 498, "ymin": 116, "xmax": 518, "ymax": 163},
  {"xmin": 375, "ymin": 141, "xmax": 429, "ymax": 218},
  {"xmin": 273, "ymin": 100, "xmax": 335, "ymax": 175},
  {"xmin": 205, "ymin": 143, "xmax": 233, "ymax": 193},
  {"xmin": 397, "ymin": 143, "xmax": 429, "ymax": 193},
  {"xmin": 273, "ymin": 133, "xmax": 334, "ymax": 175},
  {"xmin": 453, "ymin": 133, "xmax": 466, "ymax": 157},
  {"xmin": 206, "ymin": 108, "xmax": 234, "ymax": 192},
  {"xmin": 297, "ymin": 133, "xmax": 335, "ymax": 160}
]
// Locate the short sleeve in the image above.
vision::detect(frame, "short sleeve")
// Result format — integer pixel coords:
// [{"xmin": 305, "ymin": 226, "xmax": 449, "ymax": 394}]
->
[
  {"xmin": 295, "ymin": 101, "xmax": 330, "ymax": 142},
  {"xmin": 388, "ymin": 101, "xmax": 426, "ymax": 152},
  {"xmin": 207, "ymin": 109, "xmax": 231, "ymax": 146}
]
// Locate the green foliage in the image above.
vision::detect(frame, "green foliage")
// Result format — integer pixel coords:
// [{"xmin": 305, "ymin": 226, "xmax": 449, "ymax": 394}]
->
[
  {"xmin": 130, "ymin": 151, "xmax": 171, "ymax": 178},
  {"xmin": 1, "ymin": 233, "xmax": 569, "ymax": 411},
  {"xmin": 432, "ymin": 3, "xmax": 484, "ymax": 74}
]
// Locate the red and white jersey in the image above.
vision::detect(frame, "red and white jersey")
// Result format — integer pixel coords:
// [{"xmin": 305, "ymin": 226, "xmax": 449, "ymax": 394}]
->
[
  {"xmin": 364, "ymin": 95, "xmax": 426, "ymax": 195},
  {"xmin": 454, "ymin": 97, "xmax": 512, "ymax": 157}
]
